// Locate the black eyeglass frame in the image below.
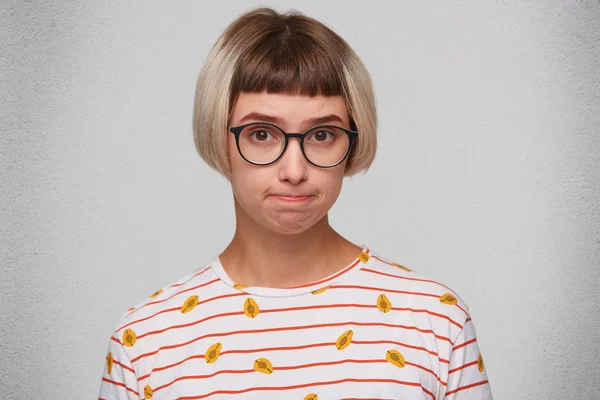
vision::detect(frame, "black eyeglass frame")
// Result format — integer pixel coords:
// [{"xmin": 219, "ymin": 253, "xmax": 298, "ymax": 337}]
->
[{"xmin": 228, "ymin": 122, "xmax": 359, "ymax": 168}]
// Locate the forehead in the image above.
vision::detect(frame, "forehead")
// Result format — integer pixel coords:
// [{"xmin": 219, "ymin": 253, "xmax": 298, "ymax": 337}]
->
[{"xmin": 230, "ymin": 91, "xmax": 350, "ymax": 128}]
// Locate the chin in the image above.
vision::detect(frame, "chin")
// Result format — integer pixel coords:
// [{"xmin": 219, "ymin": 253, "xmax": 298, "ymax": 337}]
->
[{"xmin": 261, "ymin": 212, "xmax": 322, "ymax": 235}]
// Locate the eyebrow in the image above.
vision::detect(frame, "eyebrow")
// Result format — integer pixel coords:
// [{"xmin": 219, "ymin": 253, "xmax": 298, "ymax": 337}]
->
[{"xmin": 238, "ymin": 112, "xmax": 345, "ymax": 127}]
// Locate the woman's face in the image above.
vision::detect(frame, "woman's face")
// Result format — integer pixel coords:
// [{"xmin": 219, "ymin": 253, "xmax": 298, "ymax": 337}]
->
[{"xmin": 227, "ymin": 91, "xmax": 351, "ymax": 235}]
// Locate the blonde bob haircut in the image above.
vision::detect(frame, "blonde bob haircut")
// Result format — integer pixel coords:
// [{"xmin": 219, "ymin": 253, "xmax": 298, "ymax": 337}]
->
[{"xmin": 192, "ymin": 7, "xmax": 377, "ymax": 180}]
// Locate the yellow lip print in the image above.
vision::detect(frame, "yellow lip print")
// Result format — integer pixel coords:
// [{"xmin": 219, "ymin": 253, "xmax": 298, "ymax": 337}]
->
[
  {"xmin": 144, "ymin": 385, "xmax": 153, "ymax": 399},
  {"xmin": 303, "ymin": 394, "xmax": 318, "ymax": 400},
  {"xmin": 439, "ymin": 293, "xmax": 458, "ymax": 305},
  {"xmin": 377, "ymin": 294, "xmax": 392, "ymax": 313},
  {"xmin": 181, "ymin": 295, "xmax": 199, "ymax": 314},
  {"xmin": 391, "ymin": 262, "xmax": 412, "ymax": 272},
  {"xmin": 253, "ymin": 357, "xmax": 273, "ymax": 374},
  {"xmin": 335, "ymin": 329, "xmax": 354, "ymax": 350},
  {"xmin": 233, "ymin": 283, "xmax": 249, "ymax": 290},
  {"xmin": 477, "ymin": 353, "xmax": 485, "ymax": 372},
  {"xmin": 244, "ymin": 298, "xmax": 260, "ymax": 318},
  {"xmin": 106, "ymin": 352, "xmax": 113, "ymax": 375},
  {"xmin": 311, "ymin": 286, "xmax": 329, "ymax": 295},
  {"xmin": 358, "ymin": 251, "xmax": 370, "ymax": 263},
  {"xmin": 149, "ymin": 289, "xmax": 163, "ymax": 298},
  {"xmin": 386, "ymin": 349, "xmax": 406, "ymax": 368},
  {"xmin": 122, "ymin": 328, "xmax": 137, "ymax": 347},
  {"xmin": 204, "ymin": 342, "xmax": 222, "ymax": 364}
]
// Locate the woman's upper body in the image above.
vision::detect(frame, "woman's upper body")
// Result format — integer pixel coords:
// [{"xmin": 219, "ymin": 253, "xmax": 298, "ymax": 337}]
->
[
  {"xmin": 100, "ymin": 245, "xmax": 491, "ymax": 400},
  {"xmin": 100, "ymin": 7, "xmax": 492, "ymax": 399}
]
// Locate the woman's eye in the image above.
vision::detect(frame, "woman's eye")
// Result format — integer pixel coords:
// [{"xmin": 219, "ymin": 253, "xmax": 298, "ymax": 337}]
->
[
  {"xmin": 309, "ymin": 130, "xmax": 334, "ymax": 141},
  {"xmin": 251, "ymin": 130, "xmax": 272, "ymax": 141}
]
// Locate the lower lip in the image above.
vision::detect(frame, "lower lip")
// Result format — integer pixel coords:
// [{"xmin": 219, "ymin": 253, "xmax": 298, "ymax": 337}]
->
[{"xmin": 270, "ymin": 195, "xmax": 314, "ymax": 203}]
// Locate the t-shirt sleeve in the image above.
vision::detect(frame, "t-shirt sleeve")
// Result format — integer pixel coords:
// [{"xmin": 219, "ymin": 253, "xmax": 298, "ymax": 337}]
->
[
  {"xmin": 98, "ymin": 329, "xmax": 140, "ymax": 400},
  {"xmin": 444, "ymin": 315, "xmax": 493, "ymax": 399}
]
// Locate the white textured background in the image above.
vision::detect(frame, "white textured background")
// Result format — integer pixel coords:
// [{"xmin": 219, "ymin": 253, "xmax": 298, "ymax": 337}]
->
[{"xmin": 1, "ymin": 1, "xmax": 599, "ymax": 399}]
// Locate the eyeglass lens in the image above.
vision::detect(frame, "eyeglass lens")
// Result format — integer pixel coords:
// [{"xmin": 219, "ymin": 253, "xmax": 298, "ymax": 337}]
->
[{"xmin": 237, "ymin": 124, "xmax": 350, "ymax": 167}]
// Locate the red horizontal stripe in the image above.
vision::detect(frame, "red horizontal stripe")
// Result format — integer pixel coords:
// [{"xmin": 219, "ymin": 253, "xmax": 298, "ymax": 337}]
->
[
  {"xmin": 453, "ymin": 338, "xmax": 477, "ymax": 351},
  {"xmin": 361, "ymin": 263, "xmax": 468, "ymax": 317},
  {"xmin": 134, "ymin": 302, "xmax": 459, "ymax": 343},
  {"xmin": 136, "ymin": 310, "xmax": 242, "ymax": 340},
  {"xmin": 159, "ymin": 359, "xmax": 423, "ymax": 393},
  {"xmin": 445, "ymin": 379, "xmax": 489, "ymax": 396},
  {"xmin": 353, "ymin": 340, "xmax": 448, "ymax": 364},
  {"xmin": 136, "ymin": 335, "xmax": 454, "ymax": 382},
  {"xmin": 154, "ymin": 369, "xmax": 255, "ymax": 392},
  {"xmin": 363, "ymin": 261, "xmax": 453, "ymax": 292},
  {"xmin": 261, "ymin": 303, "xmax": 462, "ymax": 328},
  {"xmin": 119, "ymin": 306, "xmax": 180, "ymax": 332},
  {"xmin": 139, "ymin": 342, "xmax": 334, "ymax": 380},
  {"xmin": 176, "ymin": 378, "xmax": 435, "ymax": 400},
  {"xmin": 331, "ymin": 284, "xmax": 440, "ymax": 299},
  {"xmin": 117, "ymin": 292, "xmax": 245, "ymax": 333},
  {"xmin": 393, "ymin": 307, "xmax": 462, "ymax": 328},
  {"xmin": 101, "ymin": 377, "xmax": 138, "ymax": 397},
  {"xmin": 405, "ymin": 361, "xmax": 446, "ymax": 386},
  {"xmin": 131, "ymin": 320, "xmax": 453, "ymax": 364},
  {"xmin": 221, "ymin": 341, "xmax": 332, "ymax": 356},
  {"xmin": 123, "ymin": 268, "xmax": 213, "ymax": 318},
  {"xmin": 113, "ymin": 359, "xmax": 134, "ymax": 374},
  {"xmin": 133, "ymin": 276, "xmax": 218, "ymax": 310},
  {"xmin": 140, "ymin": 338, "xmax": 448, "ymax": 380},
  {"xmin": 422, "ymin": 385, "xmax": 436, "ymax": 400},
  {"xmin": 448, "ymin": 360, "xmax": 478, "ymax": 374}
]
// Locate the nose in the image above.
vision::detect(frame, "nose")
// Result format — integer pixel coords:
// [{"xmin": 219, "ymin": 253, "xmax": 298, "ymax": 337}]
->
[{"xmin": 277, "ymin": 137, "xmax": 308, "ymax": 185}]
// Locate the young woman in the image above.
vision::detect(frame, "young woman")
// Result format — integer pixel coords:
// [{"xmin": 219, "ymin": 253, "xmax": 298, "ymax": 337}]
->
[{"xmin": 99, "ymin": 7, "xmax": 492, "ymax": 400}]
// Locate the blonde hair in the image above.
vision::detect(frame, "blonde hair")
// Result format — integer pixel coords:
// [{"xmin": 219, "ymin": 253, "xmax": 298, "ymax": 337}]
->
[{"xmin": 192, "ymin": 7, "xmax": 377, "ymax": 180}]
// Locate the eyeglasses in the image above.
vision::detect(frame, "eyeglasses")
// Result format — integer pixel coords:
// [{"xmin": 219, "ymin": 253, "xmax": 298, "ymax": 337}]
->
[{"xmin": 228, "ymin": 122, "xmax": 358, "ymax": 168}]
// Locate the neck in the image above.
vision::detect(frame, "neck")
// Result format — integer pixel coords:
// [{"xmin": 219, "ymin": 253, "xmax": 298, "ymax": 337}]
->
[{"xmin": 219, "ymin": 195, "xmax": 361, "ymax": 288}]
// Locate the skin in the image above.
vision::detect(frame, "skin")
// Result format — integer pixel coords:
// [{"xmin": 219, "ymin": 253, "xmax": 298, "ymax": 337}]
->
[{"xmin": 218, "ymin": 91, "xmax": 363, "ymax": 288}]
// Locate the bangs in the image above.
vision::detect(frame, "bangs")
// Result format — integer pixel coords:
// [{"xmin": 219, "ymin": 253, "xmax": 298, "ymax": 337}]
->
[{"xmin": 229, "ymin": 21, "xmax": 347, "ymax": 106}]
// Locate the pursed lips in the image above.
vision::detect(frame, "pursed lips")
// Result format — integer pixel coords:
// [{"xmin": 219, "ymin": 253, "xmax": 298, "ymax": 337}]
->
[
  {"xmin": 268, "ymin": 194, "xmax": 315, "ymax": 201},
  {"xmin": 273, "ymin": 194, "xmax": 313, "ymax": 197}
]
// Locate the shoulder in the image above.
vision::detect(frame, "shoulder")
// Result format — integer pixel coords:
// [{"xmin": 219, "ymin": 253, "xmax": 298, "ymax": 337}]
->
[
  {"xmin": 111, "ymin": 259, "xmax": 220, "ymax": 344},
  {"xmin": 358, "ymin": 248, "xmax": 473, "ymax": 336}
]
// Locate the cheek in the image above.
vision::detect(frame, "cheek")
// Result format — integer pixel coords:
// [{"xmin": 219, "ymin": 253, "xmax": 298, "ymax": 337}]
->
[
  {"xmin": 226, "ymin": 133, "xmax": 238, "ymax": 167},
  {"xmin": 228, "ymin": 138, "xmax": 263, "ymax": 204},
  {"xmin": 322, "ymin": 173, "xmax": 345, "ymax": 205},
  {"xmin": 228, "ymin": 135, "xmax": 248, "ymax": 178}
]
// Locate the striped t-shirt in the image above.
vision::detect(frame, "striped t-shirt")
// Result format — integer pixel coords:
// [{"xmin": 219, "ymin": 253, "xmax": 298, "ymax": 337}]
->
[{"xmin": 99, "ymin": 245, "xmax": 493, "ymax": 399}]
